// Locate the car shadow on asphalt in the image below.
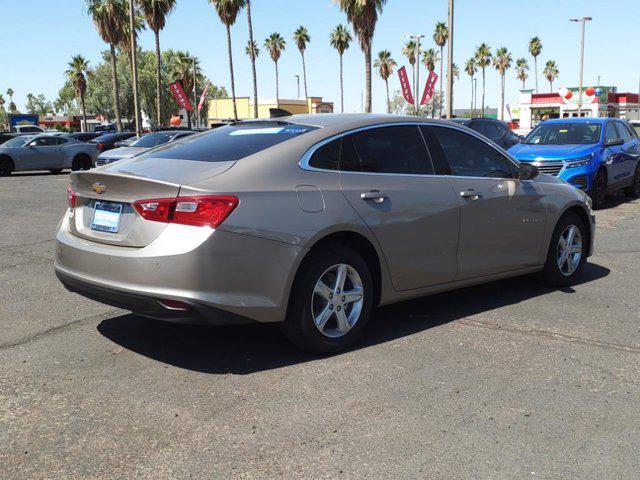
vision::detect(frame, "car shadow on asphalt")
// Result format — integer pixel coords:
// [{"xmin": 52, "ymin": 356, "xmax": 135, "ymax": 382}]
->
[{"xmin": 97, "ymin": 262, "xmax": 610, "ymax": 375}]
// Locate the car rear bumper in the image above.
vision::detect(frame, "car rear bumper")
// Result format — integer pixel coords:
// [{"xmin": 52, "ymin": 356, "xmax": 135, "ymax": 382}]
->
[{"xmin": 54, "ymin": 214, "xmax": 305, "ymax": 324}]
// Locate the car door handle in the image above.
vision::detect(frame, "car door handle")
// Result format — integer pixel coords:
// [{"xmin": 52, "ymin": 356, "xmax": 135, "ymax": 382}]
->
[
  {"xmin": 360, "ymin": 191, "xmax": 388, "ymax": 203},
  {"xmin": 460, "ymin": 190, "xmax": 483, "ymax": 200}
]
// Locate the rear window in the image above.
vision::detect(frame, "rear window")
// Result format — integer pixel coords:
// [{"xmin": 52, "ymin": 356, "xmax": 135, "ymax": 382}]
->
[
  {"xmin": 131, "ymin": 133, "xmax": 172, "ymax": 148},
  {"xmin": 139, "ymin": 122, "xmax": 319, "ymax": 162}
]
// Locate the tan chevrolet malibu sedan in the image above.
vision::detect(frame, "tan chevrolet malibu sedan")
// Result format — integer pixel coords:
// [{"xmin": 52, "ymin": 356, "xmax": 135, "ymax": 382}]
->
[{"xmin": 55, "ymin": 114, "xmax": 595, "ymax": 353}]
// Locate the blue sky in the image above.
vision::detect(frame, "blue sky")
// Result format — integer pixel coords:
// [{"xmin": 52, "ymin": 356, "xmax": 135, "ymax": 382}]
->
[{"xmin": 1, "ymin": 0, "xmax": 639, "ymax": 115}]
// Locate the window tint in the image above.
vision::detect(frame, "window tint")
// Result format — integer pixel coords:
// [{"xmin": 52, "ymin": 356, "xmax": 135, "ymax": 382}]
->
[
  {"xmin": 140, "ymin": 123, "xmax": 318, "ymax": 162},
  {"xmin": 131, "ymin": 133, "xmax": 172, "ymax": 148},
  {"xmin": 21, "ymin": 126, "xmax": 41, "ymax": 133},
  {"xmin": 424, "ymin": 126, "xmax": 514, "ymax": 178},
  {"xmin": 470, "ymin": 121, "xmax": 499, "ymax": 140},
  {"xmin": 56, "ymin": 137, "xmax": 69, "ymax": 145},
  {"xmin": 613, "ymin": 121, "xmax": 631, "ymax": 141},
  {"xmin": 604, "ymin": 122, "xmax": 620, "ymax": 143},
  {"xmin": 309, "ymin": 138, "xmax": 341, "ymax": 170},
  {"xmin": 341, "ymin": 126, "xmax": 433, "ymax": 174},
  {"xmin": 31, "ymin": 137, "xmax": 57, "ymax": 146}
]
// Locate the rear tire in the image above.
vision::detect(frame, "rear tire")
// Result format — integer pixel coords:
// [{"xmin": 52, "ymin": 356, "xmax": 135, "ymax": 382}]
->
[
  {"xmin": 283, "ymin": 244, "xmax": 374, "ymax": 354},
  {"xmin": 49, "ymin": 169, "xmax": 63, "ymax": 174},
  {"xmin": 72, "ymin": 155, "xmax": 92, "ymax": 171},
  {"xmin": 0, "ymin": 156, "xmax": 14, "ymax": 176},
  {"xmin": 538, "ymin": 212, "xmax": 587, "ymax": 287},
  {"xmin": 589, "ymin": 169, "xmax": 607, "ymax": 209},
  {"xmin": 624, "ymin": 163, "xmax": 640, "ymax": 197}
]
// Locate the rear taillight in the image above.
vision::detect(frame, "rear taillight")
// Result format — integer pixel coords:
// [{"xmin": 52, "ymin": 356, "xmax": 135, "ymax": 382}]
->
[
  {"xmin": 133, "ymin": 195, "xmax": 238, "ymax": 229},
  {"xmin": 96, "ymin": 142, "xmax": 106, "ymax": 151},
  {"xmin": 67, "ymin": 186, "xmax": 76, "ymax": 209}
]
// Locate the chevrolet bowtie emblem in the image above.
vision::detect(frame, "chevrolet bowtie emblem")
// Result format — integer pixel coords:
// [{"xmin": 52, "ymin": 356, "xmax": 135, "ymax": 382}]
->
[{"xmin": 92, "ymin": 182, "xmax": 107, "ymax": 194}]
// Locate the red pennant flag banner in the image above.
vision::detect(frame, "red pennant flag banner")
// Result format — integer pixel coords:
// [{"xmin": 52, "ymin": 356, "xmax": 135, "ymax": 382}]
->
[
  {"xmin": 397, "ymin": 66, "xmax": 414, "ymax": 105},
  {"xmin": 169, "ymin": 81, "xmax": 193, "ymax": 112},
  {"xmin": 198, "ymin": 82, "xmax": 210, "ymax": 112},
  {"xmin": 420, "ymin": 71, "xmax": 439, "ymax": 106}
]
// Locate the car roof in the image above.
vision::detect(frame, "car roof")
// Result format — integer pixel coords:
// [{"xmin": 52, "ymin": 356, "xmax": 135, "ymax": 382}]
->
[{"xmin": 542, "ymin": 117, "xmax": 611, "ymax": 124}]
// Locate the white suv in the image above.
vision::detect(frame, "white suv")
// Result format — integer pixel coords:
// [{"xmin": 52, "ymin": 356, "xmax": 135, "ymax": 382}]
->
[{"xmin": 14, "ymin": 125, "xmax": 44, "ymax": 135}]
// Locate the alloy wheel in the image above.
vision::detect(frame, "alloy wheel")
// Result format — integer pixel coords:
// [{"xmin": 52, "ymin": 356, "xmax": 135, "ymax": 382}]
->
[
  {"xmin": 557, "ymin": 224, "xmax": 583, "ymax": 276},
  {"xmin": 311, "ymin": 263, "xmax": 364, "ymax": 338}
]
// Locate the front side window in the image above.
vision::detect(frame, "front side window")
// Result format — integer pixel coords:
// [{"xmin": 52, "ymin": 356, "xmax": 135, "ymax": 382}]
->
[
  {"xmin": 340, "ymin": 125, "xmax": 433, "ymax": 175},
  {"xmin": 524, "ymin": 123, "xmax": 601, "ymax": 145},
  {"xmin": 613, "ymin": 122, "xmax": 632, "ymax": 142},
  {"xmin": 604, "ymin": 122, "xmax": 620, "ymax": 143},
  {"xmin": 423, "ymin": 126, "xmax": 514, "ymax": 178}
]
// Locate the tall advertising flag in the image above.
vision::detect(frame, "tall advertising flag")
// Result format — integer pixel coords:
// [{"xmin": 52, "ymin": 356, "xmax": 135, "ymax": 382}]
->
[
  {"xmin": 198, "ymin": 81, "xmax": 211, "ymax": 112},
  {"xmin": 169, "ymin": 81, "xmax": 193, "ymax": 112},
  {"xmin": 420, "ymin": 71, "xmax": 439, "ymax": 106},
  {"xmin": 397, "ymin": 66, "xmax": 414, "ymax": 105}
]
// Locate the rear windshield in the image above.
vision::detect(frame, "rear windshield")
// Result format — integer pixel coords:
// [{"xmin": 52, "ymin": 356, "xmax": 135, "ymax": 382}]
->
[
  {"xmin": 131, "ymin": 133, "xmax": 173, "ymax": 148},
  {"xmin": 139, "ymin": 122, "xmax": 319, "ymax": 162},
  {"xmin": 524, "ymin": 123, "xmax": 601, "ymax": 145},
  {"xmin": 90, "ymin": 133, "xmax": 133, "ymax": 143}
]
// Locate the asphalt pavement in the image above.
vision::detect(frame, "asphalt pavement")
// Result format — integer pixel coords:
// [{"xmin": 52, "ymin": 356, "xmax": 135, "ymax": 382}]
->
[{"xmin": 1, "ymin": 172, "xmax": 639, "ymax": 479}]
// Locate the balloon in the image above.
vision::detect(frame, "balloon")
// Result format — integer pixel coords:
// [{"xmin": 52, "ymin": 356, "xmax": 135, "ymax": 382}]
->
[
  {"xmin": 595, "ymin": 87, "xmax": 603, "ymax": 96},
  {"xmin": 559, "ymin": 87, "xmax": 568, "ymax": 97},
  {"xmin": 585, "ymin": 87, "xmax": 595, "ymax": 96},
  {"xmin": 564, "ymin": 90, "xmax": 573, "ymax": 100},
  {"xmin": 170, "ymin": 115, "xmax": 181, "ymax": 126}
]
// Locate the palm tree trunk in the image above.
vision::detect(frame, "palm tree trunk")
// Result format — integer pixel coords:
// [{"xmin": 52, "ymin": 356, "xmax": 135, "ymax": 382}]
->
[
  {"xmin": 302, "ymin": 50, "xmax": 309, "ymax": 113},
  {"xmin": 246, "ymin": 0, "xmax": 258, "ymax": 119},
  {"xmin": 470, "ymin": 76, "xmax": 473, "ymax": 111},
  {"xmin": 109, "ymin": 44, "xmax": 123, "ymax": 132},
  {"xmin": 500, "ymin": 75, "xmax": 505, "ymax": 121},
  {"xmin": 481, "ymin": 67, "xmax": 486, "ymax": 118},
  {"xmin": 81, "ymin": 93, "xmax": 87, "ymax": 133},
  {"xmin": 439, "ymin": 46, "xmax": 444, "ymax": 118},
  {"xmin": 226, "ymin": 24, "xmax": 238, "ymax": 121},
  {"xmin": 154, "ymin": 30, "xmax": 162, "ymax": 127},
  {"xmin": 385, "ymin": 78, "xmax": 390, "ymax": 114},
  {"xmin": 339, "ymin": 53, "xmax": 344, "ymax": 113},
  {"xmin": 275, "ymin": 60, "xmax": 280, "ymax": 109},
  {"xmin": 411, "ymin": 63, "xmax": 415, "ymax": 108},
  {"xmin": 364, "ymin": 42, "xmax": 372, "ymax": 113},
  {"xmin": 549, "ymin": 80, "xmax": 553, "ymax": 93},
  {"xmin": 534, "ymin": 56, "xmax": 538, "ymax": 93}
]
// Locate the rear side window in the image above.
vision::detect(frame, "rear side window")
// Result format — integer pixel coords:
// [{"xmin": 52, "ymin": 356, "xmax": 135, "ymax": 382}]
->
[
  {"xmin": 141, "ymin": 123, "xmax": 319, "ymax": 162},
  {"xmin": 309, "ymin": 138, "xmax": 341, "ymax": 170},
  {"xmin": 423, "ymin": 126, "xmax": 514, "ymax": 178},
  {"xmin": 341, "ymin": 126, "xmax": 433, "ymax": 174}
]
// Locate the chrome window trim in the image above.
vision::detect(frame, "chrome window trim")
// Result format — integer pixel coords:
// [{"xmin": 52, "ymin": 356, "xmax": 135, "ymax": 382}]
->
[{"xmin": 298, "ymin": 121, "xmax": 521, "ymax": 179}]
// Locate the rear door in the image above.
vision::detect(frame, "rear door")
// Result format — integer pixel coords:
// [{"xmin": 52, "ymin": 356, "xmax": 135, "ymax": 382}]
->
[
  {"xmin": 421, "ymin": 125, "xmax": 546, "ymax": 280},
  {"xmin": 613, "ymin": 121, "xmax": 639, "ymax": 185},
  {"xmin": 603, "ymin": 121, "xmax": 626, "ymax": 186},
  {"xmin": 337, "ymin": 124, "xmax": 460, "ymax": 291}
]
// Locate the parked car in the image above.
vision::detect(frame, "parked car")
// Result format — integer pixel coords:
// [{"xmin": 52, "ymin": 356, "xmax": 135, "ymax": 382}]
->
[
  {"xmin": 629, "ymin": 120, "xmax": 640, "ymax": 137},
  {"xmin": 509, "ymin": 118, "xmax": 640, "ymax": 208},
  {"xmin": 14, "ymin": 124, "xmax": 44, "ymax": 135},
  {"xmin": 450, "ymin": 117, "xmax": 521, "ymax": 149},
  {"xmin": 67, "ymin": 132, "xmax": 106, "ymax": 142},
  {"xmin": 55, "ymin": 115, "xmax": 594, "ymax": 353},
  {"xmin": 88, "ymin": 132, "xmax": 136, "ymax": 153},
  {"xmin": 96, "ymin": 130, "xmax": 196, "ymax": 166},
  {"xmin": 0, "ymin": 133, "xmax": 19, "ymax": 145},
  {"xmin": 0, "ymin": 134, "xmax": 98, "ymax": 175}
]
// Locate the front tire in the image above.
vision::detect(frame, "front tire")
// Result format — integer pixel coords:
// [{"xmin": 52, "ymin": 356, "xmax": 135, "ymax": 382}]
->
[
  {"xmin": 589, "ymin": 169, "xmax": 607, "ymax": 209},
  {"xmin": 538, "ymin": 212, "xmax": 587, "ymax": 287},
  {"xmin": 283, "ymin": 244, "xmax": 374, "ymax": 354},
  {"xmin": 624, "ymin": 163, "xmax": 640, "ymax": 197}
]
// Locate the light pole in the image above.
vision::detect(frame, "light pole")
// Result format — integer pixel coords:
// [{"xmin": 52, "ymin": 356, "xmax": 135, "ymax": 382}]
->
[
  {"xmin": 128, "ymin": 0, "xmax": 141, "ymax": 136},
  {"xmin": 407, "ymin": 34, "xmax": 424, "ymax": 111},
  {"xmin": 294, "ymin": 74, "xmax": 300, "ymax": 99},
  {"xmin": 445, "ymin": 0, "xmax": 454, "ymax": 118},
  {"xmin": 570, "ymin": 16, "xmax": 592, "ymax": 117},
  {"xmin": 192, "ymin": 57, "xmax": 199, "ymax": 129}
]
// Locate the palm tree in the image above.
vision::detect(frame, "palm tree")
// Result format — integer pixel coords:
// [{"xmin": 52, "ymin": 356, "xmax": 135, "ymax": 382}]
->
[
  {"xmin": 433, "ymin": 21, "xmax": 448, "ymax": 117},
  {"xmin": 264, "ymin": 33, "xmax": 286, "ymax": 108},
  {"xmin": 474, "ymin": 43, "xmax": 492, "ymax": 117},
  {"xmin": 493, "ymin": 47, "xmax": 512, "ymax": 121},
  {"xmin": 330, "ymin": 24, "xmax": 352, "ymax": 114},
  {"xmin": 136, "ymin": 0, "xmax": 176, "ymax": 127},
  {"xmin": 246, "ymin": 0, "xmax": 258, "ymax": 118},
  {"xmin": 337, "ymin": 0, "xmax": 386, "ymax": 113},
  {"xmin": 543, "ymin": 60, "xmax": 559, "ymax": 92},
  {"xmin": 422, "ymin": 48, "xmax": 439, "ymax": 74},
  {"xmin": 293, "ymin": 26, "xmax": 311, "ymax": 110},
  {"xmin": 246, "ymin": 40, "xmax": 259, "ymax": 58},
  {"xmin": 402, "ymin": 40, "xmax": 419, "ymax": 101},
  {"xmin": 167, "ymin": 50, "xmax": 199, "ymax": 127},
  {"xmin": 528, "ymin": 36, "xmax": 542, "ymax": 93},
  {"xmin": 515, "ymin": 57, "xmax": 529, "ymax": 90},
  {"xmin": 119, "ymin": 3, "xmax": 145, "ymax": 131},
  {"xmin": 374, "ymin": 50, "xmax": 396, "ymax": 114},
  {"xmin": 210, "ymin": 0, "xmax": 246, "ymax": 122},
  {"xmin": 86, "ymin": 0, "xmax": 128, "ymax": 131},
  {"xmin": 65, "ymin": 55, "xmax": 90, "ymax": 132},
  {"xmin": 464, "ymin": 58, "xmax": 476, "ymax": 111}
]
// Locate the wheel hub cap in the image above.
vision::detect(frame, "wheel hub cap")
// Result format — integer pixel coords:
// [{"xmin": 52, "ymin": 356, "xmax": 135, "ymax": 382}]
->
[
  {"xmin": 557, "ymin": 224, "xmax": 582, "ymax": 276},
  {"xmin": 311, "ymin": 263, "xmax": 364, "ymax": 338}
]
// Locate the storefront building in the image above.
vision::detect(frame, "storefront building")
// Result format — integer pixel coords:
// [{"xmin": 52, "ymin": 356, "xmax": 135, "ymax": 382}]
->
[
  {"xmin": 515, "ymin": 86, "xmax": 640, "ymax": 132},
  {"xmin": 208, "ymin": 96, "xmax": 333, "ymax": 123}
]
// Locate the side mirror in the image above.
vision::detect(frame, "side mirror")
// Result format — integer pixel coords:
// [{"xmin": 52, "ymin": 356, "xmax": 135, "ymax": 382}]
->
[
  {"xmin": 604, "ymin": 138, "xmax": 624, "ymax": 147},
  {"xmin": 518, "ymin": 163, "xmax": 539, "ymax": 180}
]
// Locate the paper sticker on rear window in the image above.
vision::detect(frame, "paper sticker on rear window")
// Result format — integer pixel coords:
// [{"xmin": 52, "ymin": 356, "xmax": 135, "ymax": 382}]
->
[
  {"xmin": 229, "ymin": 127, "xmax": 285, "ymax": 136},
  {"xmin": 559, "ymin": 129, "xmax": 568, "ymax": 133}
]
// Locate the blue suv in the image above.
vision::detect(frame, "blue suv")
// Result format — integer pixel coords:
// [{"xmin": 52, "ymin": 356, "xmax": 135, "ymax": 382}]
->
[{"xmin": 509, "ymin": 118, "xmax": 640, "ymax": 208}]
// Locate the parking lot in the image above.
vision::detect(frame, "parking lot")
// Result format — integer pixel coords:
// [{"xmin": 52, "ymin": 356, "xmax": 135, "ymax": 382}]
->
[{"xmin": 1, "ymin": 171, "xmax": 639, "ymax": 479}]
